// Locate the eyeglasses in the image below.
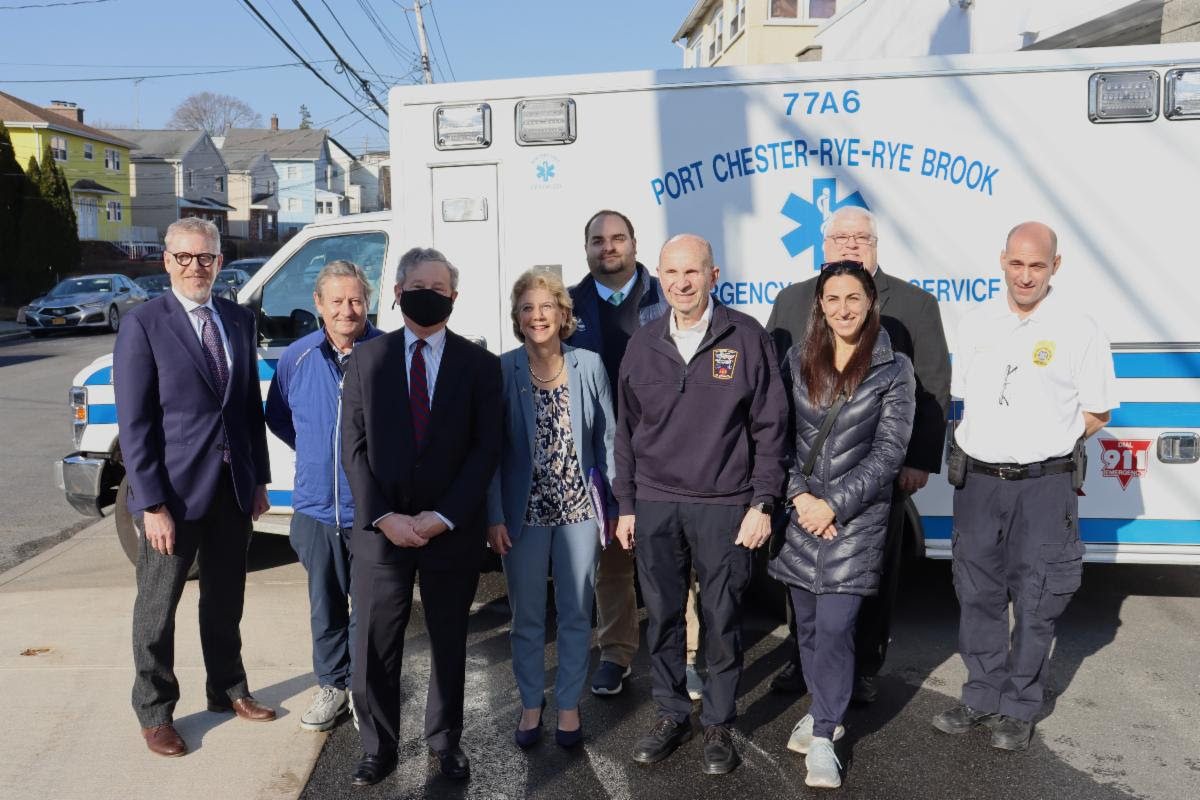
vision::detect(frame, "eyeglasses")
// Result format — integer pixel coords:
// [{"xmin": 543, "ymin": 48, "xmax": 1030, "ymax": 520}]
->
[
  {"xmin": 168, "ymin": 251, "xmax": 218, "ymax": 268},
  {"xmin": 820, "ymin": 260, "xmax": 866, "ymax": 271},
  {"xmin": 825, "ymin": 234, "xmax": 877, "ymax": 246}
]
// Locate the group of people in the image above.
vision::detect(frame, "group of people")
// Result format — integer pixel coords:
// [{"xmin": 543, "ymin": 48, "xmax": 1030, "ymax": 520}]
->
[{"xmin": 115, "ymin": 205, "xmax": 1116, "ymax": 790}]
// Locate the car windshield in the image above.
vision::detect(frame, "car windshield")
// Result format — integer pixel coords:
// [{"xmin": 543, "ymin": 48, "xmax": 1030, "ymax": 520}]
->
[
  {"xmin": 49, "ymin": 278, "xmax": 112, "ymax": 296},
  {"xmin": 216, "ymin": 271, "xmax": 240, "ymax": 285}
]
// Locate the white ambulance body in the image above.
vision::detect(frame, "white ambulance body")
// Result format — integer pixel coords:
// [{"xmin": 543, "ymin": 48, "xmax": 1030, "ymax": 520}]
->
[{"xmin": 61, "ymin": 44, "xmax": 1200, "ymax": 566}]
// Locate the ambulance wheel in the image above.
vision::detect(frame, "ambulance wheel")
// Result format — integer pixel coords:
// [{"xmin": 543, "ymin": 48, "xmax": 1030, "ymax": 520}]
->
[{"xmin": 115, "ymin": 478, "xmax": 199, "ymax": 579}]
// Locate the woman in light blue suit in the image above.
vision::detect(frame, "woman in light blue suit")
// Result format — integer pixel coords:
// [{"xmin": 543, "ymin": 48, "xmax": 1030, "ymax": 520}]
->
[{"xmin": 486, "ymin": 268, "xmax": 617, "ymax": 750}]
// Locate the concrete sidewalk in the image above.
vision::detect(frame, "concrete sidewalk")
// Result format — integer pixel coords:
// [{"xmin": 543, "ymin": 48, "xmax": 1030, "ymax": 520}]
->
[
  {"xmin": 0, "ymin": 319, "xmax": 29, "ymax": 342},
  {"xmin": 0, "ymin": 517, "xmax": 325, "ymax": 800}
]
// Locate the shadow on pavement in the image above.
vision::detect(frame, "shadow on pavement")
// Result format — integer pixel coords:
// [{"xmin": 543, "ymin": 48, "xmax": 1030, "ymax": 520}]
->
[{"xmin": 172, "ymin": 671, "xmax": 315, "ymax": 753}]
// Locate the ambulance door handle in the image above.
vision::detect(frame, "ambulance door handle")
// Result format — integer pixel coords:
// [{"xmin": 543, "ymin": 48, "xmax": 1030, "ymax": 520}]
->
[{"xmin": 1157, "ymin": 432, "xmax": 1199, "ymax": 464}]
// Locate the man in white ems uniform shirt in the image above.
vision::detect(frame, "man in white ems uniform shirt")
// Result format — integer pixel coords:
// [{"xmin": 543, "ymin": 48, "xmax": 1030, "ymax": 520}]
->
[{"xmin": 932, "ymin": 221, "xmax": 1117, "ymax": 752}]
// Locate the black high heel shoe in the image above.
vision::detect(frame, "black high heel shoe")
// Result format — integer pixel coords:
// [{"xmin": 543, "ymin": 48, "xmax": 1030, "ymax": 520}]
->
[
  {"xmin": 555, "ymin": 710, "xmax": 583, "ymax": 749},
  {"xmin": 515, "ymin": 699, "xmax": 546, "ymax": 749}
]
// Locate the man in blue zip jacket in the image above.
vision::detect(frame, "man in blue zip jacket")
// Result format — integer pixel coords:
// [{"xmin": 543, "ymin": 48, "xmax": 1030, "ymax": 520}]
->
[{"xmin": 266, "ymin": 260, "xmax": 382, "ymax": 731}]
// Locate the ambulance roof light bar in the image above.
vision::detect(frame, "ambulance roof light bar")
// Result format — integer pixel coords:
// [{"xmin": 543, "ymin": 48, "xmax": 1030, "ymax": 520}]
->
[
  {"xmin": 516, "ymin": 98, "xmax": 577, "ymax": 146},
  {"xmin": 434, "ymin": 103, "xmax": 492, "ymax": 150},
  {"xmin": 1165, "ymin": 69, "xmax": 1200, "ymax": 120},
  {"xmin": 1088, "ymin": 71, "xmax": 1159, "ymax": 123}
]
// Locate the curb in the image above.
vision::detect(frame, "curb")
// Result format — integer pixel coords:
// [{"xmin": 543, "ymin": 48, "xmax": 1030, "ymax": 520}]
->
[
  {"xmin": 0, "ymin": 330, "xmax": 30, "ymax": 343},
  {"xmin": 0, "ymin": 513, "xmax": 110, "ymax": 588}
]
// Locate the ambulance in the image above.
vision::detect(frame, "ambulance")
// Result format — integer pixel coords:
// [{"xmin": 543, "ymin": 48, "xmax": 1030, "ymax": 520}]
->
[{"xmin": 58, "ymin": 43, "xmax": 1200, "ymax": 568}]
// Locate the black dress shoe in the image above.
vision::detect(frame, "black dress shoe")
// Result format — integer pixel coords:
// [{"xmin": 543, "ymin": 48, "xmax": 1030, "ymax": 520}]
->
[
  {"xmin": 632, "ymin": 717, "xmax": 693, "ymax": 764},
  {"xmin": 351, "ymin": 753, "xmax": 397, "ymax": 787},
  {"xmin": 700, "ymin": 725, "xmax": 740, "ymax": 775},
  {"xmin": 770, "ymin": 659, "xmax": 807, "ymax": 694},
  {"xmin": 931, "ymin": 704, "xmax": 1001, "ymax": 735},
  {"xmin": 432, "ymin": 745, "xmax": 470, "ymax": 779},
  {"xmin": 851, "ymin": 675, "xmax": 878, "ymax": 705},
  {"xmin": 990, "ymin": 716, "xmax": 1034, "ymax": 751}
]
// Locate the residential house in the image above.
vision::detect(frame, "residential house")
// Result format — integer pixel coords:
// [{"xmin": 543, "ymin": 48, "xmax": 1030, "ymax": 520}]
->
[
  {"xmin": 105, "ymin": 129, "xmax": 231, "ymax": 243},
  {"xmin": 221, "ymin": 117, "xmax": 345, "ymax": 238},
  {"xmin": 674, "ymin": 1, "xmax": 838, "ymax": 67},
  {"xmin": 0, "ymin": 92, "xmax": 137, "ymax": 242},
  {"xmin": 813, "ymin": 0, "xmax": 1197, "ymax": 61},
  {"xmin": 347, "ymin": 149, "xmax": 389, "ymax": 213},
  {"xmin": 327, "ymin": 136, "xmax": 379, "ymax": 214},
  {"xmin": 214, "ymin": 136, "xmax": 279, "ymax": 240}
]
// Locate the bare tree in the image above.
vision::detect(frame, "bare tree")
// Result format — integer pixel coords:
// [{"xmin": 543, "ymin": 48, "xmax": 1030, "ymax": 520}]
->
[{"xmin": 166, "ymin": 92, "xmax": 263, "ymax": 135}]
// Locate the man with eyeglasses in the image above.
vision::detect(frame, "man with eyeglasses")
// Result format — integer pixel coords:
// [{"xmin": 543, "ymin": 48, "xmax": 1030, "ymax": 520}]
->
[
  {"xmin": 115, "ymin": 217, "xmax": 274, "ymax": 758},
  {"xmin": 765, "ymin": 205, "xmax": 951, "ymax": 713},
  {"xmin": 932, "ymin": 221, "xmax": 1115, "ymax": 751}
]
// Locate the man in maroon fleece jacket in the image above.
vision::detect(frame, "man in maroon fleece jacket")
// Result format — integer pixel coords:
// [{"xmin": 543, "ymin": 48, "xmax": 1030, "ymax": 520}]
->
[{"xmin": 614, "ymin": 234, "xmax": 787, "ymax": 776}]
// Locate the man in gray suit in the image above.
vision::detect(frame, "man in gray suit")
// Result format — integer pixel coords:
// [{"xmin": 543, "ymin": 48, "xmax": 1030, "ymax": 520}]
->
[{"xmin": 766, "ymin": 206, "xmax": 951, "ymax": 706}]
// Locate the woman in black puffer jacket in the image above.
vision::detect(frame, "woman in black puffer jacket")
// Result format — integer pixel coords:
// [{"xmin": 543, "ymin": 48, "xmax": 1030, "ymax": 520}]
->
[{"xmin": 768, "ymin": 261, "xmax": 914, "ymax": 789}]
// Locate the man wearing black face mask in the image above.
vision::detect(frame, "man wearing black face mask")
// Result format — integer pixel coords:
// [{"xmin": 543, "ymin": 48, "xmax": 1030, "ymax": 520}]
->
[{"xmin": 340, "ymin": 246, "xmax": 502, "ymax": 787}]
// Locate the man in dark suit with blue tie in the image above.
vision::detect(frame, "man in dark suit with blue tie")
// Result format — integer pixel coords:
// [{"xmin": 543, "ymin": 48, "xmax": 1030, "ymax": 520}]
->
[
  {"xmin": 340, "ymin": 247, "xmax": 502, "ymax": 787},
  {"xmin": 115, "ymin": 217, "xmax": 274, "ymax": 758}
]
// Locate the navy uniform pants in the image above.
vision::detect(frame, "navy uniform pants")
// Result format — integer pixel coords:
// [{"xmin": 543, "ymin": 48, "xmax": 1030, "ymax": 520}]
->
[
  {"xmin": 635, "ymin": 500, "xmax": 752, "ymax": 728},
  {"xmin": 952, "ymin": 471, "xmax": 1083, "ymax": 722}
]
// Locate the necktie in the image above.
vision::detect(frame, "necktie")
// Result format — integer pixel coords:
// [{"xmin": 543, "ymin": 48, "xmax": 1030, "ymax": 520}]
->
[
  {"xmin": 608, "ymin": 291, "xmax": 624, "ymax": 306},
  {"xmin": 409, "ymin": 339, "xmax": 430, "ymax": 450},
  {"xmin": 193, "ymin": 306, "xmax": 230, "ymax": 463}
]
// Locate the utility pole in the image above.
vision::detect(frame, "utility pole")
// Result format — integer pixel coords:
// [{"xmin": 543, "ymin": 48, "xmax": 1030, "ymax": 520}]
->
[{"xmin": 412, "ymin": 1, "xmax": 434, "ymax": 84}]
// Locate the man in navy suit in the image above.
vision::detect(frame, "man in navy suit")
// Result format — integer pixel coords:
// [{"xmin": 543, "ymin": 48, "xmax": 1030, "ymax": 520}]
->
[{"xmin": 115, "ymin": 217, "xmax": 273, "ymax": 758}]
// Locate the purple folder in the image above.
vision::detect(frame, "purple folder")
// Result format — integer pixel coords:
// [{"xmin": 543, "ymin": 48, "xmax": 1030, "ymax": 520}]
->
[{"xmin": 588, "ymin": 467, "xmax": 611, "ymax": 548}]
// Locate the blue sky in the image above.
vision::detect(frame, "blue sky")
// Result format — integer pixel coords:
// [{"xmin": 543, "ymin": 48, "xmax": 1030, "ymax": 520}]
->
[{"xmin": 0, "ymin": 0, "xmax": 695, "ymax": 152}]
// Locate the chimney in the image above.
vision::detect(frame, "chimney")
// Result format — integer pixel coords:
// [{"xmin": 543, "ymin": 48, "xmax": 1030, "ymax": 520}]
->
[
  {"xmin": 270, "ymin": 114, "xmax": 279, "ymax": 131},
  {"xmin": 45, "ymin": 100, "xmax": 84, "ymax": 124}
]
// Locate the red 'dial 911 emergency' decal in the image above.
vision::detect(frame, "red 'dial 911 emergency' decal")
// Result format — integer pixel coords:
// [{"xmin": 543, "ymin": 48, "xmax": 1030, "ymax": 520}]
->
[{"xmin": 1098, "ymin": 439, "xmax": 1151, "ymax": 490}]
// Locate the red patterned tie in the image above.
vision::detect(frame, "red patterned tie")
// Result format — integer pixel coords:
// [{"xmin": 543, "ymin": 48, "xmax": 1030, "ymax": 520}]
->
[{"xmin": 409, "ymin": 339, "xmax": 430, "ymax": 450}]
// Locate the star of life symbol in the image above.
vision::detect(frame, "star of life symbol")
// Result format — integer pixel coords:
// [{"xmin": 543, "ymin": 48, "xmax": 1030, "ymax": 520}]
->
[
  {"xmin": 536, "ymin": 160, "xmax": 556, "ymax": 183},
  {"xmin": 780, "ymin": 178, "xmax": 870, "ymax": 270}
]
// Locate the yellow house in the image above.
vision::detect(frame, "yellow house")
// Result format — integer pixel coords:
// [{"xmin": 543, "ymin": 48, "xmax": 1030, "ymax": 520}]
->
[
  {"xmin": 674, "ymin": 0, "xmax": 839, "ymax": 67},
  {"xmin": 0, "ymin": 91, "xmax": 136, "ymax": 243}
]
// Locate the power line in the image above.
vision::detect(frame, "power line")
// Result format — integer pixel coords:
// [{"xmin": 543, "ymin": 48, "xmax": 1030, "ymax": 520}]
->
[
  {"xmin": 0, "ymin": 0, "xmax": 111, "ymax": 9},
  {"xmin": 239, "ymin": 0, "xmax": 386, "ymax": 132},
  {"xmin": 356, "ymin": 0, "xmax": 417, "ymax": 69},
  {"xmin": 0, "ymin": 62, "xmax": 318, "ymax": 84},
  {"xmin": 290, "ymin": 0, "xmax": 387, "ymax": 114},
  {"xmin": 426, "ymin": 0, "xmax": 455, "ymax": 82},
  {"xmin": 318, "ymin": 0, "xmax": 388, "ymax": 90}
]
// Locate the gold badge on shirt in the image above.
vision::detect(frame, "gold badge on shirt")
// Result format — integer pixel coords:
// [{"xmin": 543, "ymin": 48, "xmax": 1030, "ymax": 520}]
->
[
  {"xmin": 1032, "ymin": 340, "xmax": 1056, "ymax": 367},
  {"xmin": 713, "ymin": 348, "xmax": 738, "ymax": 380}
]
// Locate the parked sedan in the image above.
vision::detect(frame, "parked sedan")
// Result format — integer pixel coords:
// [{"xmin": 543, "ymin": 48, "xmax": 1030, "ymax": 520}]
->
[
  {"xmin": 225, "ymin": 257, "xmax": 268, "ymax": 276},
  {"xmin": 134, "ymin": 274, "xmax": 172, "ymax": 299},
  {"xmin": 213, "ymin": 268, "xmax": 251, "ymax": 301},
  {"xmin": 25, "ymin": 274, "xmax": 147, "ymax": 337}
]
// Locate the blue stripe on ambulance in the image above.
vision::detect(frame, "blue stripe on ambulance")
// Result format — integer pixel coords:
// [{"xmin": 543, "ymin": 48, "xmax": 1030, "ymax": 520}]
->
[{"xmin": 922, "ymin": 516, "xmax": 1200, "ymax": 545}]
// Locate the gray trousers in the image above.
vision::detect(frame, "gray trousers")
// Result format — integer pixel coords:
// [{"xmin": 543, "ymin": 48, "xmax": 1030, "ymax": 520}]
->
[
  {"xmin": 951, "ymin": 471, "xmax": 1083, "ymax": 722},
  {"xmin": 131, "ymin": 473, "xmax": 252, "ymax": 727}
]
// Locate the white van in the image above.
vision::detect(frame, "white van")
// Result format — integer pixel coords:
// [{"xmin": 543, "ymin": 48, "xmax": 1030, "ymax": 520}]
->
[{"xmin": 60, "ymin": 43, "xmax": 1200, "ymax": 566}]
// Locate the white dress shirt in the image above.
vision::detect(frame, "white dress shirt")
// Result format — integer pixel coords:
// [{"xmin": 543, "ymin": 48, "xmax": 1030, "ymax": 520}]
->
[
  {"xmin": 669, "ymin": 300, "xmax": 713, "ymax": 363},
  {"xmin": 172, "ymin": 287, "xmax": 233, "ymax": 371},
  {"xmin": 952, "ymin": 288, "xmax": 1117, "ymax": 464}
]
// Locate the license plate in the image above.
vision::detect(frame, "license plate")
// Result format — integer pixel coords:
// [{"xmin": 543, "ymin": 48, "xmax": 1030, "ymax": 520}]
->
[{"xmin": 52, "ymin": 317, "xmax": 66, "ymax": 325}]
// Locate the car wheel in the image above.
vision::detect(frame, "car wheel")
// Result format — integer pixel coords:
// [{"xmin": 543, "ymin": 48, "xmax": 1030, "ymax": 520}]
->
[
  {"xmin": 115, "ymin": 477, "xmax": 198, "ymax": 579},
  {"xmin": 108, "ymin": 306, "xmax": 120, "ymax": 332}
]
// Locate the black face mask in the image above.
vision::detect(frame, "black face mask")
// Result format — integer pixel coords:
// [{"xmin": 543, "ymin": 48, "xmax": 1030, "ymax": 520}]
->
[{"xmin": 398, "ymin": 288, "xmax": 454, "ymax": 327}]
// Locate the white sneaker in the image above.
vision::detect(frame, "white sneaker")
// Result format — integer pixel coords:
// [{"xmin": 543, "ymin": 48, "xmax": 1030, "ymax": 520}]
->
[
  {"xmin": 300, "ymin": 686, "xmax": 348, "ymax": 731},
  {"xmin": 805, "ymin": 736, "xmax": 843, "ymax": 789},
  {"xmin": 686, "ymin": 664, "xmax": 704, "ymax": 701},
  {"xmin": 788, "ymin": 713, "xmax": 845, "ymax": 754}
]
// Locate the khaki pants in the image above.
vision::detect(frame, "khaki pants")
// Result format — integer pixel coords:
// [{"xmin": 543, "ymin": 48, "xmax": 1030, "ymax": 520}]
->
[
  {"xmin": 594, "ymin": 541, "xmax": 639, "ymax": 667},
  {"xmin": 686, "ymin": 571, "xmax": 701, "ymax": 665}
]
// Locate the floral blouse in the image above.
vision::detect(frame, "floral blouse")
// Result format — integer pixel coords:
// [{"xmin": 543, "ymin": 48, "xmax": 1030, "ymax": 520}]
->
[{"xmin": 524, "ymin": 384, "xmax": 592, "ymax": 526}]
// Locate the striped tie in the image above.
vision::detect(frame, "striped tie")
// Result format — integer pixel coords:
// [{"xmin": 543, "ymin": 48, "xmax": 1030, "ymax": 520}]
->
[{"xmin": 409, "ymin": 339, "xmax": 430, "ymax": 450}]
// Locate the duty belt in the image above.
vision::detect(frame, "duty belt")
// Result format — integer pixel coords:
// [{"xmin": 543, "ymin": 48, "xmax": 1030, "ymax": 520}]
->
[{"xmin": 966, "ymin": 455, "xmax": 1075, "ymax": 481}]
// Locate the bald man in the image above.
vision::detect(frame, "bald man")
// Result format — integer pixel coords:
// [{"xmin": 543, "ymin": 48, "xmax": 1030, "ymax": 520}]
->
[
  {"xmin": 612, "ymin": 234, "xmax": 788, "ymax": 774},
  {"xmin": 931, "ymin": 222, "xmax": 1116, "ymax": 751}
]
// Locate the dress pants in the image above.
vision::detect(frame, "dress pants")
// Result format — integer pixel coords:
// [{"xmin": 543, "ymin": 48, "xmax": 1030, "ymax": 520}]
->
[
  {"xmin": 289, "ymin": 511, "xmax": 354, "ymax": 690},
  {"xmin": 952, "ymin": 471, "xmax": 1082, "ymax": 722},
  {"xmin": 790, "ymin": 587, "xmax": 864, "ymax": 740},
  {"xmin": 351, "ymin": 532, "xmax": 480, "ymax": 756},
  {"xmin": 635, "ymin": 500, "xmax": 752, "ymax": 728},
  {"xmin": 594, "ymin": 536, "xmax": 639, "ymax": 668},
  {"xmin": 131, "ymin": 470, "xmax": 252, "ymax": 728},
  {"xmin": 502, "ymin": 520, "xmax": 599, "ymax": 710}
]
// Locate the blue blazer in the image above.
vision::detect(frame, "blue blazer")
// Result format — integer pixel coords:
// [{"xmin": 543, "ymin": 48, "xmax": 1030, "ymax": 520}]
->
[
  {"xmin": 114, "ymin": 291, "xmax": 271, "ymax": 520},
  {"xmin": 486, "ymin": 344, "xmax": 617, "ymax": 537}
]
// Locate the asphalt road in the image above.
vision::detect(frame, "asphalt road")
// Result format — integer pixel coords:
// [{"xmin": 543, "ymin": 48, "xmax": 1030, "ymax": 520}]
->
[
  {"xmin": 302, "ymin": 560, "xmax": 1200, "ymax": 800},
  {"xmin": 0, "ymin": 330, "xmax": 116, "ymax": 574}
]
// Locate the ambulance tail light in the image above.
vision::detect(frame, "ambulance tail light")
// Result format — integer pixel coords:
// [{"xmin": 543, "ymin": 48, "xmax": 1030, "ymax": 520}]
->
[
  {"xmin": 515, "ymin": 98, "xmax": 577, "ymax": 146},
  {"xmin": 1165, "ymin": 69, "xmax": 1200, "ymax": 120},
  {"xmin": 434, "ymin": 104, "xmax": 491, "ymax": 150},
  {"xmin": 70, "ymin": 386, "xmax": 87, "ymax": 449},
  {"xmin": 1157, "ymin": 432, "xmax": 1199, "ymax": 464}
]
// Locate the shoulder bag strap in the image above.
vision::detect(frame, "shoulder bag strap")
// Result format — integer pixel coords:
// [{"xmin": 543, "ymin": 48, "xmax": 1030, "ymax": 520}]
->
[{"xmin": 801, "ymin": 392, "xmax": 847, "ymax": 477}]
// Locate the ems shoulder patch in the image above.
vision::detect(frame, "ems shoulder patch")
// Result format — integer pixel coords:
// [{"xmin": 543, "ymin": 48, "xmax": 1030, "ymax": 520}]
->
[{"xmin": 713, "ymin": 348, "xmax": 738, "ymax": 380}]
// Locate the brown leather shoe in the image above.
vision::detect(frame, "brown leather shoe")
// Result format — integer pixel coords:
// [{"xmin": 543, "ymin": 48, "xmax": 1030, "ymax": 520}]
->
[
  {"xmin": 142, "ymin": 723, "xmax": 187, "ymax": 757},
  {"xmin": 208, "ymin": 695, "xmax": 277, "ymax": 721}
]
